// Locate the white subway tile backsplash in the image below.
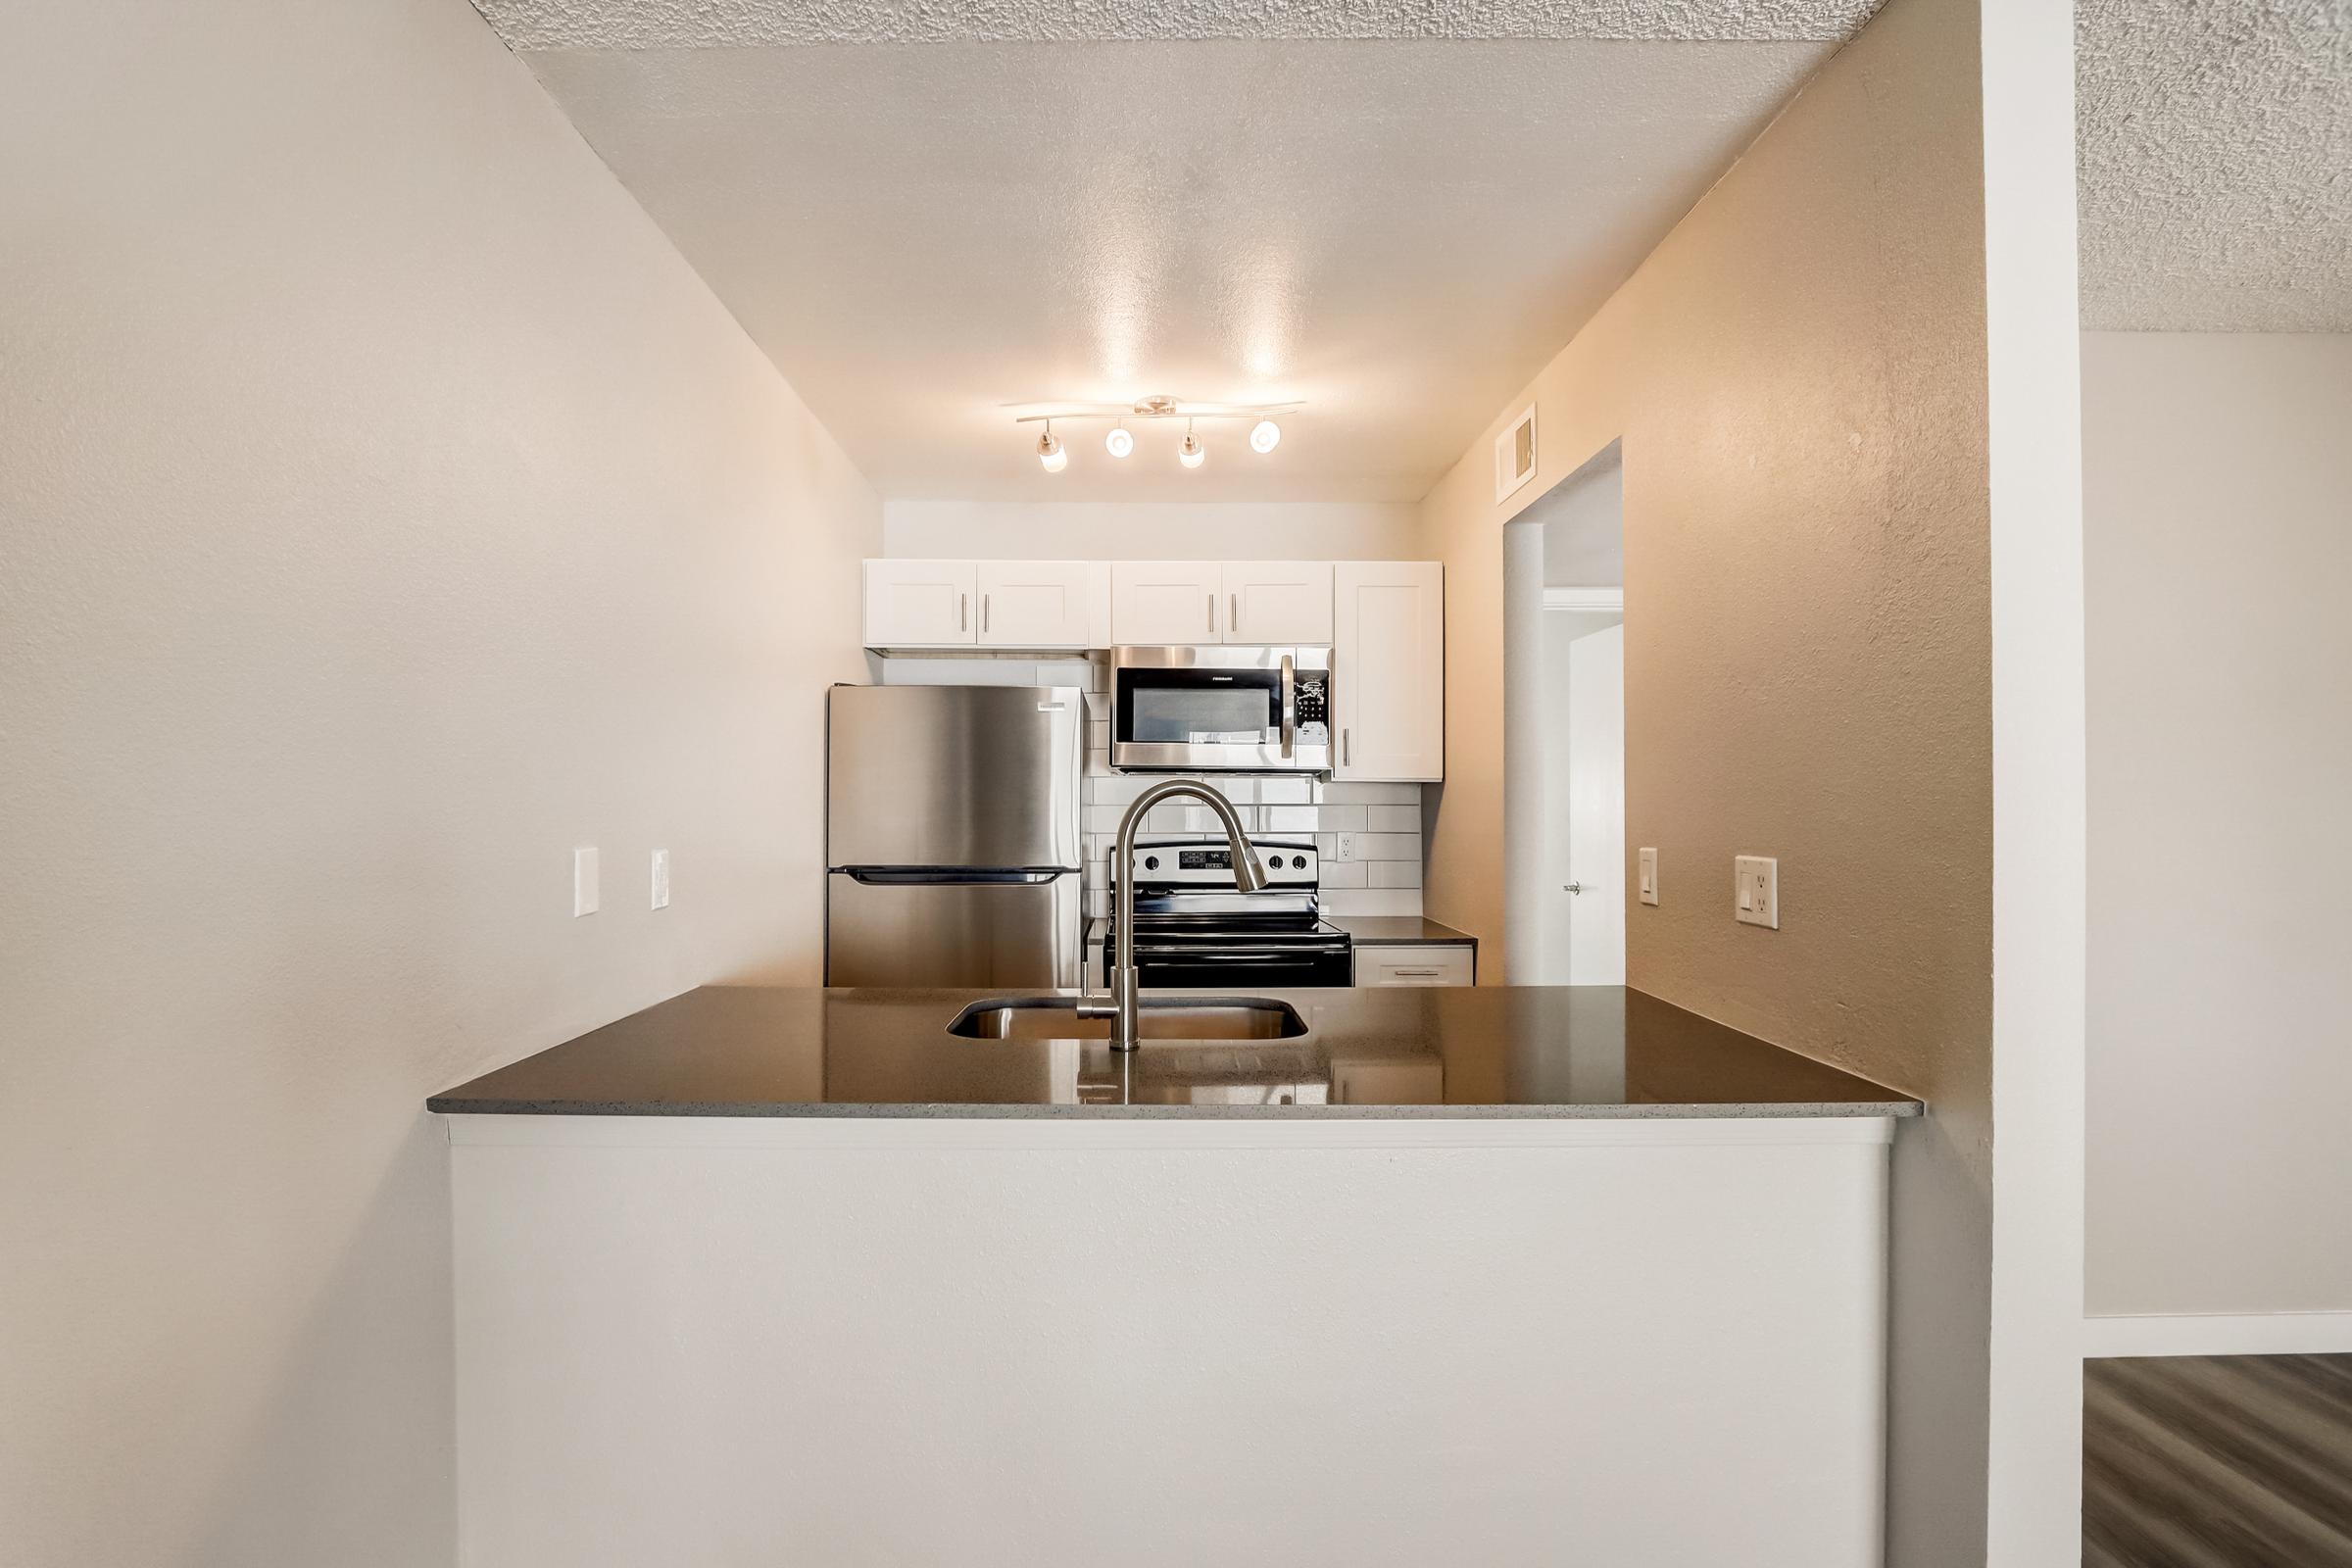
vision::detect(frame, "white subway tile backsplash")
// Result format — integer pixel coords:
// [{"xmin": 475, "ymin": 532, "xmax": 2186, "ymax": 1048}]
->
[
  {"xmin": 1088, "ymin": 719, "xmax": 1109, "ymax": 750},
  {"xmin": 1369, "ymin": 860, "xmax": 1423, "ymax": 889},
  {"xmin": 1255, "ymin": 777, "xmax": 1312, "ymax": 805},
  {"xmin": 1260, "ymin": 806, "xmax": 1318, "ymax": 832},
  {"xmin": 1365, "ymin": 804, "xmax": 1421, "ymax": 832},
  {"xmin": 1083, "ymin": 804, "xmax": 1126, "ymax": 833},
  {"xmin": 1317, "ymin": 781, "xmax": 1420, "ymax": 806},
  {"xmin": 1319, "ymin": 860, "xmax": 1367, "ymax": 889},
  {"xmin": 1315, "ymin": 804, "xmax": 1366, "ymax": 832},
  {"xmin": 1356, "ymin": 833, "xmax": 1419, "ymax": 861}
]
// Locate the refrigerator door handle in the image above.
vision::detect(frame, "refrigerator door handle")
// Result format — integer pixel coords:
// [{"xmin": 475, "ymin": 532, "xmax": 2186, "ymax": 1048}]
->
[{"xmin": 841, "ymin": 868, "xmax": 1067, "ymax": 886}]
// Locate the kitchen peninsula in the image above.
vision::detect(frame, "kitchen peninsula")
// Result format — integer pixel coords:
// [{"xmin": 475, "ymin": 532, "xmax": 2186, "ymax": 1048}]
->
[{"xmin": 435, "ymin": 984, "xmax": 1911, "ymax": 1567}]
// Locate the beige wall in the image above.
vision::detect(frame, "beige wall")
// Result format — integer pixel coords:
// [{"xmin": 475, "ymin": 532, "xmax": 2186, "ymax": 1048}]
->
[
  {"xmin": 1415, "ymin": 0, "xmax": 2017, "ymax": 1557},
  {"xmin": 0, "ymin": 2, "xmax": 877, "ymax": 1562},
  {"xmin": 883, "ymin": 500, "xmax": 1421, "ymax": 561},
  {"xmin": 2083, "ymin": 331, "xmax": 2352, "ymax": 1319}
]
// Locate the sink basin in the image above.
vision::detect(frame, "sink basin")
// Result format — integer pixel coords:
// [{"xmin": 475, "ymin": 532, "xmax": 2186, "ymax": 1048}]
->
[{"xmin": 948, "ymin": 996, "xmax": 1309, "ymax": 1042}]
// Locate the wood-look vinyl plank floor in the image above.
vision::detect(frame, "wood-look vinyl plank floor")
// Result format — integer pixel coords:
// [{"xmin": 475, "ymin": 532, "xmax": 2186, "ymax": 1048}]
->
[{"xmin": 2085, "ymin": 1353, "xmax": 2352, "ymax": 1566}]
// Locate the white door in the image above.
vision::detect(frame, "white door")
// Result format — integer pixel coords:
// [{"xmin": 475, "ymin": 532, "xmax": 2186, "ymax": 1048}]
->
[
  {"xmin": 1565, "ymin": 623, "xmax": 1625, "ymax": 984},
  {"xmin": 976, "ymin": 561, "xmax": 1096, "ymax": 649},
  {"xmin": 1332, "ymin": 562, "xmax": 1444, "ymax": 781},
  {"xmin": 1110, "ymin": 562, "xmax": 1225, "ymax": 644},
  {"xmin": 1222, "ymin": 562, "xmax": 1334, "ymax": 644},
  {"xmin": 863, "ymin": 560, "xmax": 975, "ymax": 648}
]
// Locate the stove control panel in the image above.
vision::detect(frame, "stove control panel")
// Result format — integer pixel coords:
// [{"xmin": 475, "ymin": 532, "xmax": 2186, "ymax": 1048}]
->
[{"xmin": 1129, "ymin": 837, "xmax": 1317, "ymax": 888}]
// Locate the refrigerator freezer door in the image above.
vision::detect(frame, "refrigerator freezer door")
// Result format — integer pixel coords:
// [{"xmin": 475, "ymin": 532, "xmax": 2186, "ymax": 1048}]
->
[
  {"xmin": 827, "ymin": 684, "xmax": 1085, "ymax": 871},
  {"xmin": 825, "ymin": 871, "xmax": 1085, "ymax": 989}
]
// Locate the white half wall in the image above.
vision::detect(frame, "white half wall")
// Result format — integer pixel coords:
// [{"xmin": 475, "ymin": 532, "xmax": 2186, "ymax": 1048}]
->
[
  {"xmin": 2082, "ymin": 331, "xmax": 2352, "ymax": 1326},
  {"xmin": 452, "ymin": 1114, "xmax": 1893, "ymax": 1568},
  {"xmin": 0, "ymin": 2, "xmax": 879, "ymax": 1562},
  {"xmin": 883, "ymin": 500, "xmax": 1421, "ymax": 561}
]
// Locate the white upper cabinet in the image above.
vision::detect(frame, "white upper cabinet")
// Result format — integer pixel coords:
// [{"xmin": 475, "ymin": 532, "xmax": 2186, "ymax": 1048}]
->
[
  {"xmin": 1333, "ymin": 562, "xmax": 1445, "ymax": 781},
  {"xmin": 975, "ymin": 561, "xmax": 1103, "ymax": 649},
  {"xmin": 1109, "ymin": 561, "xmax": 1224, "ymax": 645},
  {"xmin": 1222, "ymin": 562, "xmax": 1334, "ymax": 645},
  {"xmin": 863, "ymin": 559, "xmax": 975, "ymax": 647}
]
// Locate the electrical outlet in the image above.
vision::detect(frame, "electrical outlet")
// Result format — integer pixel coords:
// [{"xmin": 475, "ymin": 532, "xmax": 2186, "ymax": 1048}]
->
[
  {"xmin": 650, "ymin": 848, "xmax": 670, "ymax": 910},
  {"xmin": 1335, "ymin": 832, "xmax": 1357, "ymax": 862},
  {"xmin": 1638, "ymin": 848, "xmax": 1659, "ymax": 906},
  {"xmin": 1735, "ymin": 856, "xmax": 1778, "ymax": 929},
  {"xmin": 572, "ymin": 846, "xmax": 601, "ymax": 917}
]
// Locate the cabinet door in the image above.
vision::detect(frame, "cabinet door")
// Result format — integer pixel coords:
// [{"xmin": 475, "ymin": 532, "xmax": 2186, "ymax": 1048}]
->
[
  {"xmin": 863, "ymin": 560, "xmax": 975, "ymax": 648},
  {"xmin": 1110, "ymin": 561, "xmax": 1224, "ymax": 645},
  {"xmin": 1333, "ymin": 562, "xmax": 1444, "ymax": 780},
  {"xmin": 1222, "ymin": 562, "xmax": 1334, "ymax": 645},
  {"xmin": 976, "ymin": 561, "xmax": 1098, "ymax": 649}
]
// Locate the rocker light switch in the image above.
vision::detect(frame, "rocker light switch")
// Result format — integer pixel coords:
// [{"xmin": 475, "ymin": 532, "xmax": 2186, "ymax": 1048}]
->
[{"xmin": 1735, "ymin": 856, "xmax": 1778, "ymax": 930}]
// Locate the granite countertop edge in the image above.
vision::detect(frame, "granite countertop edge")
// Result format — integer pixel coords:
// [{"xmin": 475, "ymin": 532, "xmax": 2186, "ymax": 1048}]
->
[{"xmin": 426, "ymin": 1095, "xmax": 1920, "ymax": 1120}]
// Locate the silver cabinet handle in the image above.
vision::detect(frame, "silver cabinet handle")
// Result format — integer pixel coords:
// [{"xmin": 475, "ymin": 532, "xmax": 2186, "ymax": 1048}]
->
[
  {"xmin": 1231, "ymin": 592, "xmax": 1240, "ymax": 635},
  {"xmin": 982, "ymin": 593, "xmax": 990, "ymax": 634},
  {"xmin": 1392, "ymin": 968, "xmax": 1442, "ymax": 978},
  {"xmin": 959, "ymin": 592, "xmax": 968, "ymax": 631},
  {"xmin": 1207, "ymin": 592, "xmax": 1216, "ymax": 637},
  {"xmin": 1343, "ymin": 727, "xmax": 1352, "ymax": 766},
  {"xmin": 1564, "ymin": 882, "xmax": 1585, "ymax": 895}
]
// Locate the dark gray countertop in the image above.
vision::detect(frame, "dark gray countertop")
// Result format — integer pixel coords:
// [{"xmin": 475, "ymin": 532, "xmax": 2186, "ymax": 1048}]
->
[
  {"xmin": 1329, "ymin": 915, "xmax": 1477, "ymax": 946},
  {"xmin": 426, "ymin": 986, "xmax": 1920, "ymax": 1121}
]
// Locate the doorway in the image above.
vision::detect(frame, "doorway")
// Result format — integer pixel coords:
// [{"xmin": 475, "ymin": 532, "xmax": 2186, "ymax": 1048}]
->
[{"xmin": 1502, "ymin": 443, "xmax": 1626, "ymax": 985}]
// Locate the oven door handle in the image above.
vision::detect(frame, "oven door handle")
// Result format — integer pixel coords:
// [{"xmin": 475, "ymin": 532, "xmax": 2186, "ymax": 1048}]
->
[
  {"xmin": 1129, "ymin": 946, "xmax": 1349, "ymax": 960},
  {"xmin": 1279, "ymin": 653, "xmax": 1297, "ymax": 760}
]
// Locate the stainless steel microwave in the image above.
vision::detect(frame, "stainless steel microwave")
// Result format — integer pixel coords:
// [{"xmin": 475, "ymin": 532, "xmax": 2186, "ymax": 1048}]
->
[{"xmin": 1111, "ymin": 645, "xmax": 1331, "ymax": 773}]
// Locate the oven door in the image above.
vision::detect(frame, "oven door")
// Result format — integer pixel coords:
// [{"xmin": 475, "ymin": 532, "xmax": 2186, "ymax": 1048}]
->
[
  {"xmin": 1111, "ymin": 941, "xmax": 1355, "ymax": 989},
  {"xmin": 1112, "ymin": 645, "xmax": 1331, "ymax": 772}
]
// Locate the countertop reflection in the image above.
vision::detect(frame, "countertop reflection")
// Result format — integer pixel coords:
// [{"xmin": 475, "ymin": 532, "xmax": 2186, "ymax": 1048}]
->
[{"xmin": 427, "ymin": 986, "xmax": 1921, "ymax": 1120}]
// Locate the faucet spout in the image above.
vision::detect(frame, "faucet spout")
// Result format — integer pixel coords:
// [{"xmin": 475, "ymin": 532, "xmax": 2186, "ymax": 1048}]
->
[{"xmin": 1091, "ymin": 780, "xmax": 1265, "ymax": 1052}]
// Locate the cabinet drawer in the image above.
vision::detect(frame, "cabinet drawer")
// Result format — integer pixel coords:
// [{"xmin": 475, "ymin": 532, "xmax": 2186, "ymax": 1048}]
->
[{"xmin": 1352, "ymin": 944, "xmax": 1474, "ymax": 987}]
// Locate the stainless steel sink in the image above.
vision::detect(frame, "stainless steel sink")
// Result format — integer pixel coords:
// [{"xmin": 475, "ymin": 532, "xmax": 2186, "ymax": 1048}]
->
[{"xmin": 948, "ymin": 996, "xmax": 1309, "ymax": 1042}]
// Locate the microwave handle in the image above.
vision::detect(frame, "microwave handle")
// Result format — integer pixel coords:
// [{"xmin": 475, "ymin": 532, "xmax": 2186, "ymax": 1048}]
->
[{"xmin": 1279, "ymin": 653, "xmax": 1296, "ymax": 760}]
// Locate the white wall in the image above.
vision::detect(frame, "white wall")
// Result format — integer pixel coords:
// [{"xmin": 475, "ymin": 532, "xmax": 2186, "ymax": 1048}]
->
[
  {"xmin": 0, "ymin": 3, "xmax": 878, "ymax": 1562},
  {"xmin": 883, "ymin": 500, "xmax": 1420, "ymax": 561},
  {"xmin": 2083, "ymin": 332, "xmax": 2352, "ymax": 1324}
]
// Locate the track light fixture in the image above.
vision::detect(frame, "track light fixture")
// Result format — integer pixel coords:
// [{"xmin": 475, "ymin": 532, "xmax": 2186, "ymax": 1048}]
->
[
  {"xmin": 1178, "ymin": 420, "xmax": 1206, "ymax": 469},
  {"xmin": 1015, "ymin": 395, "xmax": 1298, "ymax": 475},
  {"xmin": 1036, "ymin": 421, "xmax": 1067, "ymax": 473}
]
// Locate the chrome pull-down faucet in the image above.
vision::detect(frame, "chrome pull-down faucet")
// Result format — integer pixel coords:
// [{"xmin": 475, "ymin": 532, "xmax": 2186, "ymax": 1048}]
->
[{"xmin": 1081, "ymin": 780, "xmax": 1265, "ymax": 1052}]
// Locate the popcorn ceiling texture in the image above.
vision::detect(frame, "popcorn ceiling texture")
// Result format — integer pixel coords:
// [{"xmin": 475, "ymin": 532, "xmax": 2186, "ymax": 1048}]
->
[
  {"xmin": 472, "ymin": 0, "xmax": 1879, "ymax": 48},
  {"xmin": 2078, "ymin": 0, "xmax": 2352, "ymax": 331}
]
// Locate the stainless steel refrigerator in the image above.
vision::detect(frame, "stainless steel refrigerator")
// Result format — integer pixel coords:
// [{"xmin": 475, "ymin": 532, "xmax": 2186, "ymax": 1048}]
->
[{"xmin": 825, "ymin": 683, "xmax": 1086, "ymax": 987}]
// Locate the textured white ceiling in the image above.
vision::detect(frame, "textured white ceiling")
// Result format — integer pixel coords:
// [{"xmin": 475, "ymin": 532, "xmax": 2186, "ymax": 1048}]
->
[
  {"xmin": 514, "ymin": 39, "xmax": 1834, "ymax": 500},
  {"xmin": 478, "ymin": 0, "xmax": 1876, "ymax": 48},
  {"xmin": 2079, "ymin": 0, "xmax": 2352, "ymax": 331}
]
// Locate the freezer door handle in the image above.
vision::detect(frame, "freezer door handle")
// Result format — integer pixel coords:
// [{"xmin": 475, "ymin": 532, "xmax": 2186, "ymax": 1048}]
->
[{"xmin": 840, "ymin": 868, "xmax": 1066, "ymax": 886}]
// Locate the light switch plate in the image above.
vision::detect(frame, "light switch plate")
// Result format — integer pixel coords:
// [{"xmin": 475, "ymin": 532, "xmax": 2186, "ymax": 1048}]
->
[
  {"xmin": 1638, "ymin": 848, "xmax": 1659, "ymax": 906},
  {"xmin": 573, "ymin": 847, "xmax": 601, "ymax": 917},
  {"xmin": 1735, "ymin": 855, "xmax": 1778, "ymax": 929},
  {"xmin": 650, "ymin": 848, "xmax": 670, "ymax": 910}
]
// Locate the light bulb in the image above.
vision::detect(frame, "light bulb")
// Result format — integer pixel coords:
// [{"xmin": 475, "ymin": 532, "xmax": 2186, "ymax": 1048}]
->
[
  {"xmin": 1178, "ymin": 428, "xmax": 1205, "ymax": 469},
  {"xmin": 1249, "ymin": 418, "xmax": 1282, "ymax": 454},
  {"xmin": 1105, "ymin": 424, "xmax": 1133, "ymax": 459},
  {"xmin": 1037, "ymin": 426, "xmax": 1067, "ymax": 473}
]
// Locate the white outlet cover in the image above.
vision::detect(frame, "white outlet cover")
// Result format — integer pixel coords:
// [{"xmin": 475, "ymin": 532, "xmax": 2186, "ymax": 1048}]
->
[
  {"xmin": 1638, "ymin": 847, "xmax": 1659, "ymax": 906},
  {"xmin": 1335, "ymin": 832, "xmax": 1357, "ymax": 862},
  {"xmin": 573, "ymin": 846, "xmax": 601, "ymax": 917},
  {"xmin": 1735, "ymin": 855, "xmax": 1778, "ymax": 930},
  {"xmin": 651, "ymin": 848, "xmax": 671, "ymax": 909}
]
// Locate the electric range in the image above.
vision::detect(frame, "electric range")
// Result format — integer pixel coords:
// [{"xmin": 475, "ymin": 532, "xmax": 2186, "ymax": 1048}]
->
[{"xmin": 1102, "ymin": 836, "xmax": 1353, "ymax": 988}]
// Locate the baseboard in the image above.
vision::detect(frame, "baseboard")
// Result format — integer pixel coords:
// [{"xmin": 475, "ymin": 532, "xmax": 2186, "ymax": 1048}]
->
[{"xmin": 2083, "ymin": 1310, "xmax": 2352, "ymax": 1359}]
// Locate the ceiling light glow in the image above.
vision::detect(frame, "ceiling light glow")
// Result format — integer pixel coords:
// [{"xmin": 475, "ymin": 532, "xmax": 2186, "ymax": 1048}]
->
[
  {"xmin": 1105, "ymin": 423, "xmax": 1133, "ymax": 459},
  {"xmin": 1037, "ymin": 424, "xmax": 1067, "ymax": 474},
  {"xmin": 1249, "ymin": 418, "xmax": 1282, "ymax": 455},
  {"xmin": 1178, "ymin": 422, "xmax": 1205, "ymax": 469}
]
